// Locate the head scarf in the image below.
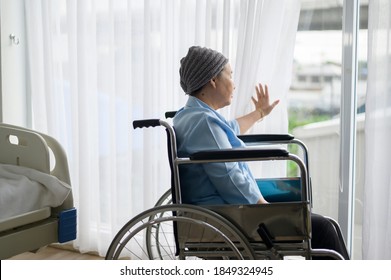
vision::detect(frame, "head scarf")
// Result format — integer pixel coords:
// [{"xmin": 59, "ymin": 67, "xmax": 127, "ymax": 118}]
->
[{"xmin": 179, "ymin": 46, "xmax": 228, "ymax": 94}]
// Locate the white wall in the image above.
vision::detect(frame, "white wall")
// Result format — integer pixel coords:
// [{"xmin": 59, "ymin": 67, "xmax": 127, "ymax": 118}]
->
[{"xmin": 0, "ymin": 0, "xmax": 28, "ymax": 126}]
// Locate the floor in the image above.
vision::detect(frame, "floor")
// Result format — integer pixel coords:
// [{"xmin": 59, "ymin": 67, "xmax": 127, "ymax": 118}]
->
[{"xmin": 7, "ymin": 246, "xmax": 104, "ymax": 260}]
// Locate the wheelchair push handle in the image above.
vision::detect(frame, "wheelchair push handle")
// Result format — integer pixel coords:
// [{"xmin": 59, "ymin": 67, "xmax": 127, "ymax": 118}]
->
[{"xmin": 133, "ymin": 119, "xmax": 161, "ymax": 129}]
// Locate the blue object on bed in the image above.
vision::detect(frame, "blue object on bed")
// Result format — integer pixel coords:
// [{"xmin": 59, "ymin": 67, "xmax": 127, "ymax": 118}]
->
[{"xmin": 58, "ymin": 208, "xmax": 77, "ymax": 243}]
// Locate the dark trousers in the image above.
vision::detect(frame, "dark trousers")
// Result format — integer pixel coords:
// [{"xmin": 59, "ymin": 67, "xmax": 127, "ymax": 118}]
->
[{"xmin": 311, "ymin": 213, "xmax": 350, "ymax": 260}]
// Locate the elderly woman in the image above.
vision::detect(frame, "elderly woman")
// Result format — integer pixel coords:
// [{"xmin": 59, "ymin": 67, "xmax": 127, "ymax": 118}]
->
[{"xmin": 173, "ymin": 46, "xmax": 349, "ymax": 260}]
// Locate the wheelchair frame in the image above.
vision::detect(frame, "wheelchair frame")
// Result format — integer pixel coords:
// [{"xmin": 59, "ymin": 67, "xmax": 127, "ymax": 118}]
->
[{"xmin": 105, "ymin": 118, "xmax": 346, "ymax": 260}]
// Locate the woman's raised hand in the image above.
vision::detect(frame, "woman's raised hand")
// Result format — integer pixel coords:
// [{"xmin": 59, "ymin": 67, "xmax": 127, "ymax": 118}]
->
[{"xmin": 251, "ymin": 83, "xmax": 280, "ymax": 117}]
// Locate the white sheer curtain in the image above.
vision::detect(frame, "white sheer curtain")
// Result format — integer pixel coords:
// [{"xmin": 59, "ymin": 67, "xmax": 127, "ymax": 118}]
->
[
  {"xmin": 362, "ymin": 0, "xmax": 391, "ymax": 260},
  {"xmin": 24, "ymin": 0, "xmax": 300, "ymax": 256},
  {"xmin": 231, "ymin": 0, "xmax": 300, "ymax": 178}
]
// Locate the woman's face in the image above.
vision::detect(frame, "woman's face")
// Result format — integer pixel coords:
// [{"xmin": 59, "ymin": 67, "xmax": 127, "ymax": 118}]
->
[{"xmin": 213, "ymin": 63, "xmax": 235, "ymax": 109}]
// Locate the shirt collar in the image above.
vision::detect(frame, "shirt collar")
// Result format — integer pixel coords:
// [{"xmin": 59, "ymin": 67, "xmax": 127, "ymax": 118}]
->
[
  {"xmin": 184, "ymin": 96, "xmax": 232, "ymax": 126},
  {"xmin": 185, "ymin": 96, "xmax": 213, "ymax": 111}
]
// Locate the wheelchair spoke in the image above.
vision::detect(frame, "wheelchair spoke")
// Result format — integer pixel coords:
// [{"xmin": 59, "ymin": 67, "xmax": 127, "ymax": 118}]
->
[{"xmin": 148, "ymin": 222, "xmax": 175, "ymax": 259}]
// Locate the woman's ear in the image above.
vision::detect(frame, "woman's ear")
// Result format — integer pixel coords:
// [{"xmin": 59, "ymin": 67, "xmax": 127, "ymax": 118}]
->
[{"xmin": 210, "ymin": 77, "xmax": 217, "ymax": 89}]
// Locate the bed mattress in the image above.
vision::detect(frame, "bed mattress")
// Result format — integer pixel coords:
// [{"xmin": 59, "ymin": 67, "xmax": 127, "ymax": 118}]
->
[{"xmin": 0, "ymin": 163, "xmax": 71, "ymax": 221}]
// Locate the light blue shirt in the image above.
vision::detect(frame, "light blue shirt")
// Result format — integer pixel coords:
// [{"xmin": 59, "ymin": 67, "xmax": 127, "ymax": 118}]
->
[{"xmin": 173, "ymin": 96, "xmax": 262, "ymax": 205}]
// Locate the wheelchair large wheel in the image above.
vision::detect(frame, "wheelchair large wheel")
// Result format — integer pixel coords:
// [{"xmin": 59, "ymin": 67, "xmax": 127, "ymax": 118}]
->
[
  {"xmin": 153, "ymin": 189, "xmax": 172, "ymax": 206},
  {"xmin": 145, "ymin": 189, "xmax": 172, "ymax": 259},
  {"xmin": 105, "ymin": 204, "xmax": 256, "ymax": 260}
]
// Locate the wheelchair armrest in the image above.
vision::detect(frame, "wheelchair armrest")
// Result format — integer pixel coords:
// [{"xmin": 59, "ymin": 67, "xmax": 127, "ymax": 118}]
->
[
  {"xmin": 238, "ymin": 134, "xmax": 294, "ymax": 143},
  {"xmin": 189, "ymin": 148, "xmax": 289, "ymax": 161}
]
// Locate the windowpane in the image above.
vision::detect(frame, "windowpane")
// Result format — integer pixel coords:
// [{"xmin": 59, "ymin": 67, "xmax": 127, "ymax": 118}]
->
[{"xmin": 289, "ymin": 1, "xmax": 343, "ymax": 224}]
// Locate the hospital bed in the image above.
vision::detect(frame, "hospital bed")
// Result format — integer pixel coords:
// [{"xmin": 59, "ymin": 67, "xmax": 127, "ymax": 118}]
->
[
  {"xmin": 0, "ymin": 123, "xmax": 76, "ymax": 259},
  {"xmin": 106, "ymin": 117, "xmax": 347, "ymax": 260}
]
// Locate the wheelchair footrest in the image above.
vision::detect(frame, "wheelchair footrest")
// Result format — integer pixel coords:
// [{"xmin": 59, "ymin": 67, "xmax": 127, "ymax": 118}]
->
[{"xmin": 58, "ymin": 208, "xmax": 77, "ymax": 243}]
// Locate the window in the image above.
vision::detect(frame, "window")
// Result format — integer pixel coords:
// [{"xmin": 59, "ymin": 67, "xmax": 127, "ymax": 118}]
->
[{"xmin": 289, "ymin": 0, "xmax": 367, "ymax": 259}]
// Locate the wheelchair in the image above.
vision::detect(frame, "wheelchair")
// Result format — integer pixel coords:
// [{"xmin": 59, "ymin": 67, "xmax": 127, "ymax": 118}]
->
[{"xmin": 105, "ymin": 114, "xmax": 348, "ymax": 260}]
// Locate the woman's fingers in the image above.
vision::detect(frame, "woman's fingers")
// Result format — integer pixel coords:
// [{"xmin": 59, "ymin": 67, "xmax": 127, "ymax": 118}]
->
[
  {"xmin": 253, "ymin": 83, "xmax": 280, "ymax": 116},
  {"xmin": 255, "ymin": 83, "xmax": 269, "ymax": 103}
]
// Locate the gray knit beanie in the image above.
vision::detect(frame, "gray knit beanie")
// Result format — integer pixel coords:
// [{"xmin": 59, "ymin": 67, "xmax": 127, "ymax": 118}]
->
[{"xmin": 180, "ymin": 46, "xmax": 228, "ymax": 94}]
